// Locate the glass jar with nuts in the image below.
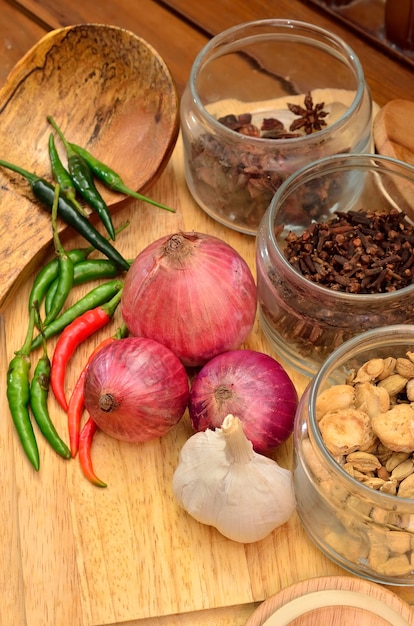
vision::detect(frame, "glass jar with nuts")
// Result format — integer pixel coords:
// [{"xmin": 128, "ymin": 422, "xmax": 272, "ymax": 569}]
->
[{"xmin": 294, "ymin": 324, "xmax": 414, "ymax": 584}]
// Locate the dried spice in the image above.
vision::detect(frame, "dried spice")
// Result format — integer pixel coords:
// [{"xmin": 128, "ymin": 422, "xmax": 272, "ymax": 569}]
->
[
  {"xmin": 260, "ymin": 207, "xmax": 414, "ymax": 365},
  {"xmin": 189, "ymin": 133, "xmax": 285, "ymax": 229},
  {"xmin": 284, "ymin": 208, "xmax": 414, "ymax": 294},
  {"xmin": 217, "ymin": 92, "xmax": 329, "ymax": 138},
  {"xmin": 301, "ymin": 354, "xmax": 414, "ymax": 579},
  {"xmin": 316, "ymin": 353, "xmax": 414, "ymax": 495},
  {"xmin": 288, "ymin": 91, "xmax": 329, "ymax": 134},
  {"xmin": 217, "ymin": 112, "xmax": 302, "ymax": 140},
  {"xmin": 187, "ymin": 92, "xmax": 329, "ymax": 231}
]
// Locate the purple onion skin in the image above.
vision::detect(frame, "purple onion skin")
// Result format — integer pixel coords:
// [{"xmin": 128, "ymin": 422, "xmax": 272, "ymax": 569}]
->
[
  {"xmin": 188, "ymin": 350, "xmax": 298, "ymax": 455},
  {"xmin": 84, "ymin": 337, "xmax": 189, "ymax": 443},
  {"xmin": 121, "ymin": 232, "xmax": 257, "ymax": 367}
]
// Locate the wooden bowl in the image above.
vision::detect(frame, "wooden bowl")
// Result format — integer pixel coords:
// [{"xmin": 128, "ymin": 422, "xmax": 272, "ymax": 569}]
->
[{"xmin": 0, "ymin": 23, "xmax": 179, "ymax": 309}]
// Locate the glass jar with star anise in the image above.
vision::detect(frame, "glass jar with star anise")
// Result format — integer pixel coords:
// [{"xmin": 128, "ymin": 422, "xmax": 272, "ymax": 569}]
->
[{"xmin": 180, "ymin": 19, "xmax": 373, "ymax": 235}]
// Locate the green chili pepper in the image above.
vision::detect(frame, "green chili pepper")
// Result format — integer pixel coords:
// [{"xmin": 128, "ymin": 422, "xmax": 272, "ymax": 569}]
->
[
  {"xmin": 29, "ymin": 221, "xmax": 129, "ymax": 319},
  {"xmin": 30, "ymin": 313, "xmax": 71, "ymax": 459},
  {"xmin": 29, "ymin": 245, "xmax": 97, "ymax": 316},
  {"xmin": 7, "ymin": 305, "xmax": 39, "ymax": 470},
  {"xmin": 47, "ymin": 116, "xmax": 116, "ymax": 240},
  {"xmin": 44, "ymin": 258, "xmax": 122, "ymax": 317},
  {"xmin": 69, "ymin": 143, "xmax": 175, "ymax": 213},
  {"xmin": 30, "ymin": 279, "xmax": 124, "ymax": 352},
  {"xmin": 43, "ymin": 184, "xmax": 75, "ymax": 326},
  {"xmin": 48, "ymin": 133, "xmax": 87, "ymax": 217},
  {"xmin": 0, "ymin": 159, "xmax": 130, "ymax": 271}
]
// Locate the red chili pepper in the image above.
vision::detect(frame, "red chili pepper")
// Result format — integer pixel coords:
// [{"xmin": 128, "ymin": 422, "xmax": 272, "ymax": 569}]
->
[
  {"xmin": 67, "ymin": 336, "xmax": 115, "ymax": 457},
  {"xmin": 78, "ymin": 416, "xmax": 107, "ymax": 487},
  {"xmin": 51, "ymin": 288, "xmax": 123, "ymax": 411}
]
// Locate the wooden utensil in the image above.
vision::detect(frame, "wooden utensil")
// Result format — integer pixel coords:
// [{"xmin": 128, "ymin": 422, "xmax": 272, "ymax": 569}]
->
[
  {"xmin": 245, "ymin": 576, "xmax": 414, "ymax": 626},
  {"xmin": 373, "ymin": 99, "xmax": 414, "ymax": 221},
  {"xmin": 374, "ymin": 99, "xmax": 414, "ymax": 166},
  {"xmin": 0, "ymin": 23, "xmax": 179, "ymax": 310}
]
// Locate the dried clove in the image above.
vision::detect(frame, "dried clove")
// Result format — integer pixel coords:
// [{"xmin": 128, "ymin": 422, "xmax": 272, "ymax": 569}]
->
[
  {"xmin": 283, "ymin": 208, "xmax": 414, "ymax": 294},
  {"xmin": 260, "ymin": 208, "xmax": 414, "ymax": 364}
]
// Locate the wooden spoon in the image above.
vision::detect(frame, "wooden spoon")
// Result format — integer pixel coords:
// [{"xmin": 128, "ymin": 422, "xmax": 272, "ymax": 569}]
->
[
  {"xmin": 373, "ymin": 99, "xmax": 414, "ymax": 221},
  {"xmin": 0, "ymin": 24, "xmax": 179, "ymax": 310}
]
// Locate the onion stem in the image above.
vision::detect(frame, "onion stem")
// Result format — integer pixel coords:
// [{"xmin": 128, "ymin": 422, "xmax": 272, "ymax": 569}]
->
[{"xmin": 99, "ymin": 393, "xmax": 117, "ymax": 413}]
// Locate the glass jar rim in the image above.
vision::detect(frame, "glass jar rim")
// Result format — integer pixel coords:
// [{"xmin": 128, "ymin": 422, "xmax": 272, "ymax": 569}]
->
[
  {"xmin": 188, "ymin": 18, "xmax": 368, "ymax": 145},
  {"xmin": 307, "ymin": 323, "xmax": 414, "ymax": 504},
  {"xmin": 263, "ymin": 152, "xmax": 414, "ymax": 303}
]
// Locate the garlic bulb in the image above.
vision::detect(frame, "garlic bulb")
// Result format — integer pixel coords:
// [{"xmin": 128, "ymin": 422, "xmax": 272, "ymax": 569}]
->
[{"xmin": 172, "ymin": 414, "xmax": 296, "ymax": 543}]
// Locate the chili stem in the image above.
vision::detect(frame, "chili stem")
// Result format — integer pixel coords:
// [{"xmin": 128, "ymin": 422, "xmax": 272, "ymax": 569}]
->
[{"xmin": 43, "ymin": 185, "xmax": 75, "ymax": 326}]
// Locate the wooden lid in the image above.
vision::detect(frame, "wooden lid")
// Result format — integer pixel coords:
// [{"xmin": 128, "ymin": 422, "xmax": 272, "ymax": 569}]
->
[{"xmin": 245, "ymin": 576, "xmax": 414, "ymax": 626}]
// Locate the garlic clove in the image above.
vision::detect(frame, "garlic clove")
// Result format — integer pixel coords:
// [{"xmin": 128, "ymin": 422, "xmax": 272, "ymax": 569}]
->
[
  {"xmin": 173, "ymin": 428, "xmax": 229, "ymax": 527},
  {"xmin": 215, "ymin": 457, "xmax": 296, "ymax": 543}
]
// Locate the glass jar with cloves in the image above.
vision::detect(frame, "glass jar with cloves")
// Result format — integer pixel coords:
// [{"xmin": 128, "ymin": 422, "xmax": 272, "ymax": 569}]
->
[{"xmin": 256, "ymin": 153, "xmax": 414, "ymax": 377}]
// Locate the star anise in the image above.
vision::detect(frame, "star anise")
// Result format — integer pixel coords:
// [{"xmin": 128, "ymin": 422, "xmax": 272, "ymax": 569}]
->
[{"xmin": 288, "ymin": 91, "xmax": 329, "ymax": 134}]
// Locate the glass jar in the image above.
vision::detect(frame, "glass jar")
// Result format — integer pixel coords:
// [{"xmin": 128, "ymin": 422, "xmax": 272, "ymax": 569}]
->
[
  {"xmin": 294, "ymin": 325, "xmax": 414, "ymax": 585},
  {"xmin": 180, "ymin": 19, "xmax": 373, "ymax": 235},
  {"xmin": 256, "ymin": 153, "xmax": 414, "ymax": 377}
]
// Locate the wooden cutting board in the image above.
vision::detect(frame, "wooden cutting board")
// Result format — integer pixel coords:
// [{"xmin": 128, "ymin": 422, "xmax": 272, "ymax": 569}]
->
[{"xmin": 0, "ymin": 137, "xmax": 402, "ymax": 626}]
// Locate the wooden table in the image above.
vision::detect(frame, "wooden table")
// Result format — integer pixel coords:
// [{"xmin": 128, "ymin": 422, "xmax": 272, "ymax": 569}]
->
[{"xmin": 1, "ymin": 2, "xmax": 414, "ymax": 625}]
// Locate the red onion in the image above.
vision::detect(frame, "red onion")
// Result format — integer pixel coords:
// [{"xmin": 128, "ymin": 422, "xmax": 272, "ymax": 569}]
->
[
  {"xmin": 121, "ymin": 232, "xmax": 257, "ymax": 367},
  {"xmin": 188, "ymin": 349, "xmax": 298, "ymax": 455},
  {"xmin": 84, "ymin": 337, "xmax": 189, "ymax": 443}
]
